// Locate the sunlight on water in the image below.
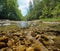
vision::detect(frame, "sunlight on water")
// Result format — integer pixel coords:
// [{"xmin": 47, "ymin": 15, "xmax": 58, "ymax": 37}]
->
[{"xmin": 17, "ymin": 21, "xmax": 28, "ymax": 28}]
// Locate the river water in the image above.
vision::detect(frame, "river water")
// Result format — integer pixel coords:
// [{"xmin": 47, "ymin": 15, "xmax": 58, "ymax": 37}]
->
[
  {"xmin": 16, "ymin": 20, "xmax": 41, "ymax": 28},
  {"xmin": 0, "ymin": 20, "xmax": 38, "ymax": 28},
  {"xmin": 16, "ymin": 21, "xmax": 29, "ymax": 28},
  {"xmin": 16, "ymin": 21, "xmax": 39, "ymax": 28}
]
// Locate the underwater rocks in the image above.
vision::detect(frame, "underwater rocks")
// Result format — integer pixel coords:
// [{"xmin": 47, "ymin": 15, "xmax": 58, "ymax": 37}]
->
[
  {"xmin": 0, "ymin": 36, "xmax": 8, "ymax": 42},
  {"xmin": 0, "ymin": 25, "xmax": 60, "ymax": 51},
  {"xmin": 0, "ymin": 42, "xmax": 7, "ymax": 49}
]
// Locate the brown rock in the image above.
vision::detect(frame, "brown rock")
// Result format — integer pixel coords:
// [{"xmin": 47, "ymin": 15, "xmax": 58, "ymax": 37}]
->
[
  {"xmin": 24, "ymin": 39, "xmax": 31, "ymax": 47},
  {"xmin": 12, "ymin": 46, "xmax": 16, "ymax": 51},
  {"xmin": 0, "ymin": 48, "xmax": 12, "ymax": 51},
  {"xmin": 26, "ymin": 47, "xmax": 34, "ymax": 51},
  {"xmin": 0, "ymin": 42, "xmax": 6, "ymax": 49},
  {"xmin": 0, "ymin": 48, "xmax": 6, "ymax": 51},
  {"xmin": 7, "ymin": 39, "xmax": 14, "ymax": 47},
  {"xmin": 13, "ymin": 33, "xmax": 21, "ymax": 37},
  {"xmin": 6, "ymin": 48, "xmax": 12, "ymax": 51},
  {"xmin": 16, "ymin": 45, "xmax": 25, "ymax": 51},
  {"xmin": 35, "ymin": 34, "xmax": 40, "ymax": 40},
  {"xmin": 1, "ymin": 32, "xmax": 6, "ymax": 35},
  {"xmin": 32, "ymin": 43, "xmax": 41, "ymax": 51},
  {"xmin": 0, "ymin": 36, "xmax": 8, "ymax": 43}
]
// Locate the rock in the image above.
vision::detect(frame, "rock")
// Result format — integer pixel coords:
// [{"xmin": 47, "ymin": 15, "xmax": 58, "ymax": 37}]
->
[
  {"xmin": 49, "ymin": 40, "xmax": 54, "ymax": 45},
  {"xmin": 41, "ymin": 35, "xmax": 49, "ymax": 41},
  {"xmin": 0, "ymin": 23, "xmax": 59, "ymax": 51},
  {"xmin": 53, "ymin": 48, "xmax": 60, "ymax": 51},
  {"xmin": 24, "ymin": 39, "xmax": 31, "ymax": 47},
  {"xmin": 16, "ymin": 42, "xmax": 20, "ymax": 46},
  {"xmin": 0, "ymin": 48, "xmax": 13, "ymax": 51},
  {"xmin": 42, "ymin": 41, "xmax": 50, "ymax": 46},
  {"xmin": 26, "ymin": 47, "xmax": 34, "ymax": 51},
  {"xmin": 19, "ymin": 36, "xmax": 24, "ymax": 41},
  {"xmin": 0, "ymin": 36, "xmax": 8, "ymax": 43},
  {"xmin": 1, "ymin": 32, "xmax": 6, "ymax": 35},
  {"xmin": 0, "ymin": 48, "xmax": 6, "ymax": 51},
  {"xmin": 0, "ymin": 42, "xmax": 6, "ymax": 49},
  {"xmin": 13, "ymin": 36, "xmax": 19, "ymax": 42},
  {"xmin": 12, "ymin": 46, "xmax": 16, "ymax": 51},
  {"xmin": 6, "ymin": 48, "xmax": 12, "ymax": 51},
  {"xmin": 7, "ymin": 39, "xmax": 14, "ymax": 47},
  {"xmin": 16, "ymin": 45, "xmax": 25, "ymax": 51},
  {"xmin": 32, "ymin": 43, "xmax": 41, "ymax": 51},
  {"xmin": 40, "ymin": 35, "xmax": 54, "ymax": 46},
  {"xmin": 35, "ymin": 34, "xmax": 41, "ymax": 40},
  {"xmin": 9, "ymin": 30, "xmax": 17, "ymax": 33},
  {"xmin": 20, "ymin": 41, "xmax": 25, "ymax": 45},
  {"xmin": 31, "ymin": 33, "xmax": 37, "ymax": 37},
  {"xmin": 13, "ymin": 33, "xmax": 21, "ymax": 37}
]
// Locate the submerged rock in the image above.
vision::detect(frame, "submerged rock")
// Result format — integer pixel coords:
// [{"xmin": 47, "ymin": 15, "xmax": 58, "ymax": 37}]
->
[
  {"xmin": 26, "ymin": 47, "xmax": 34, "ymax": 51},
  {"xmin": 0, "ymin": 23, "xmax": 60, "ymax": 51},
  {"xmin": 16, "ymin": 45, "xmax": 25, "ymax": 51},
  {"xmin": 0, "ymin": 42, "xmax": 6, "ymax": 49},
  {"xmin": 7, "ymin": 39, "xmax": 14, "ymax": 47},
  {"xmin": 0, "ymin": 36, "xmax": 8, "ymax": 43},
  {"xmin": 0, "ymin": 48, "xmax": 6, "ymax": 51}
]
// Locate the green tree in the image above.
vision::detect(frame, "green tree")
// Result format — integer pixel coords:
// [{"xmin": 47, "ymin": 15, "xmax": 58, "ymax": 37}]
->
[
  {"xmin": 0, "ymin": 0, "xmax": 22, "ymax": 20},
  {"xmin": 26, "ymin": 0, "xmax": 42, "ymax": 20},
  {"xmin": 52, "ymin": 3, "xmax": 60, "ymax": 18},
  {"xmin": 26, "ymin": 0, "xmax": 60, "ymax": 20}
]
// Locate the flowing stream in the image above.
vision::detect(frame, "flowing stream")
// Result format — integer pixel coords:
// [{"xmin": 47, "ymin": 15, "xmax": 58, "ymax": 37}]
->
[{"xmin": 16, "ymin": 21, "xmax": 29, "ymax": 28}]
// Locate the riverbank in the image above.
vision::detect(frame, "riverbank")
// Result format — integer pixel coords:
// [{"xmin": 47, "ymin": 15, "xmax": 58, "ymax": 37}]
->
[{"xmin": 40, "ymin": 18, "xmax": 60, "ymax": 22}]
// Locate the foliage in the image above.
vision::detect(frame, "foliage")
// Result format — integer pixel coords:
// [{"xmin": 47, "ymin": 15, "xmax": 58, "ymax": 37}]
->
[
  {"xmin": 0, "ymin": 0, "xmax": 22, "ymax": 20},
  {"xmin": 26, "ymin": 0, "xmax": 60, "ymax": 21}
]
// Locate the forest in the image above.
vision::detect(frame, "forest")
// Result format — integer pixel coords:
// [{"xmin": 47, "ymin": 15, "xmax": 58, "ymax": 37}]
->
[
  {"xmin": 0, "ymin": 0, "xmax": 22, "ymax": 20},
  {"xmin": 0, "ymin": 0, "xmax": 60, "ymax": 21},
  {"xmin": 26, "ymin": 0, "xmax": 60, "ymax": 21}
]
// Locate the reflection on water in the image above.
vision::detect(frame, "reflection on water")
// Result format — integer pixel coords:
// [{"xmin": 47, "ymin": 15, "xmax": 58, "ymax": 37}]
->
[
  {"xmin": 16, "ymin": 21, "xmax": 40, "ymax": 28},
  {"xmin": 0, "ymin": 20, "xmax": 41, "ymax": 28},
  {"xmin": 17, "ymin": 21, "xmax": 28, "ymax": 28}
]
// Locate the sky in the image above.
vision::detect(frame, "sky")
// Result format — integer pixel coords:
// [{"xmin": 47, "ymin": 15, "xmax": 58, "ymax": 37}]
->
[{"xmin": 18, "ymin": 0, "xmax": 33, "ymax": 16}]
